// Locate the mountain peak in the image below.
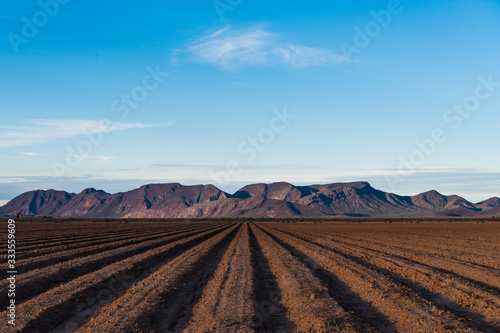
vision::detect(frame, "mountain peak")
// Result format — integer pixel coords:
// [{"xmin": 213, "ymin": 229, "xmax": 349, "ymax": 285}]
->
[
  {"xmin": 0, "ymin": 189, "xmax": 74, "ymax": 217},
  {"xmin": 140, "ymin": 183, "xmax": 181, "ymax": 190},
  {"xmin": 413, "ymin": 189, "xmax": 446, "ymax": 200},
  {"xmin": 311, "ymin": 181, "xmax": 372, "ymax": 189},
  {"xmin": 79, "ymin": 188, "xmax": 109, "ymax": 195},
  {"xmin": 419, "ymin": 189, "xmax": 443, "ymax": 196},
  {"xmin": 0, "ymin": 182, "xmax": 498, "ymax": 218},
  {"xmin": 479, "ymin": 197, "xmax": 500, "ymax": 207}
]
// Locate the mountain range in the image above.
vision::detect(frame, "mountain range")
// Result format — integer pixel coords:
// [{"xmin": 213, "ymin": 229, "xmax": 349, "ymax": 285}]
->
[{"xmin": 1, "ymin": 182, "xmax": 499, "ymax": 218}]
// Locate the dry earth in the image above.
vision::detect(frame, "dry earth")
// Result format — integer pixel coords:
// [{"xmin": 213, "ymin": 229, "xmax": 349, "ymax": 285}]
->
[{"xmin": 1, "ymin": 219, "xmax": 499, "ymax": 332}]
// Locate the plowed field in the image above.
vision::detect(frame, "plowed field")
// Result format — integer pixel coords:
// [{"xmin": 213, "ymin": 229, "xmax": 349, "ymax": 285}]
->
[{"xmin": 1, "ymin": 219, "xmax": 499, "ymax": 332}]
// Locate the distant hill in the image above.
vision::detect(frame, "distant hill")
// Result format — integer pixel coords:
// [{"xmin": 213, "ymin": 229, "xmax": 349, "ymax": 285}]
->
[
  {"xmin": 1, "ymin": 182, "xmax": 498, "ymax": 218},
  {"xmin": 1, "ymin": 189, "xmax": 75, "ymax": 217}
]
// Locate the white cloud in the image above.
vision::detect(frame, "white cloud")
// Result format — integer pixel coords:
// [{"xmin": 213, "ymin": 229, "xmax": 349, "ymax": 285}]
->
[
  {"xmin": 81, "ymin": 155, "xmax": 118, "ymax": 163},
  {"xmin": 185, "ymin": 27, "xmax": 347, "ymax": 70},
  {"xmin": 0, "ymin": 119, "xmax": 174, "ymax": 148},
  {"xmin": 273, "ymin": 44, "xmax": 346, "ymax": 68},
  {"xmin": 0, "ymin": 200, "xmax": 9, "ymax": 207},
  {"xmin": 0, "ymin": 167, "xmax": 499, "ymax": 203},
  {"xmin": 20, "ymin": 152, "xmax": 40, "ymax": 156}
]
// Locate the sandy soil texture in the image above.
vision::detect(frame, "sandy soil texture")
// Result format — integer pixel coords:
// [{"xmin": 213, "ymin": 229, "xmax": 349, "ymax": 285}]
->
[{"xmin": 0, "ymin": 219, "xmax": 499, "ymax": 332}]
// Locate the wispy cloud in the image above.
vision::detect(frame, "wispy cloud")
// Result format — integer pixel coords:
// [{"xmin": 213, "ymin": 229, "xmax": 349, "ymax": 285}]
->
[
  {"xmin": 184, "ymin": 27, "xmax": 347, "ymax": 70},
  {"xmin": 0, "ymin": 168, "xmax": 499, "ymax": 203},
  {"xmin": 0, "ymin": 119, "xmax": 174, "ymax": 148},
  {"xmin": 82, "ymin": 155, "xmax": 118, "ymax": 163},
  {"xmin": 20, "ymin": 152, "xmax": 40, "ymax": 156}
]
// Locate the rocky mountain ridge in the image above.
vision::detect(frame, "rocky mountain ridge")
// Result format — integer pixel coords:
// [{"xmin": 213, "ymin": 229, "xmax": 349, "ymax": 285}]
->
[{"xmin": 1, "ymin": 182, "xmax": 498, "ymax": 218}]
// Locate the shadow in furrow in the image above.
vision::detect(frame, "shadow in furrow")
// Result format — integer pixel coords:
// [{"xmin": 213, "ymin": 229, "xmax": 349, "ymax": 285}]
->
[
  {"xmin": 14, "ymin": 228, "xmax": 206, "ymax": 272},
  {"xmin": 259, "ymin": 227, "xmax": 396, "ymax": 333},
  {"xmin": 18, "ymin": 225, "xmax": 233, "ymax": 333},
  {"xmin": 248, "ymin": 225, "xmax": 293, "ymax": 333},
  {"xmin": 151, "ymin": 226, "xmax": 241, "ymax": 332},
  {"xmin": 277, "ymin": 228, "xmax": 500, "ymax": 333},
  {"xmin": 8, "ymin": 226, "xmax": 226, "ymax": 304},
  {"xmin": 331, "ymin": 237, "xmax": 500, "ymax": 297}
]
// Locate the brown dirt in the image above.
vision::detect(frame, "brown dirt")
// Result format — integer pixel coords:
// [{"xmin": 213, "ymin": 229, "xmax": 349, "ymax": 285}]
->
[{"xmin": 0, "ymin": 219, "xmax": 499, "ymax": 332}]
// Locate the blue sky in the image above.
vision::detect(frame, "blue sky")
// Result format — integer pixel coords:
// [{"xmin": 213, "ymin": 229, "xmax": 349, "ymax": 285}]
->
[{"xmin": 1, "ymin": 0, "xmax": 499, "ymax": 204}]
